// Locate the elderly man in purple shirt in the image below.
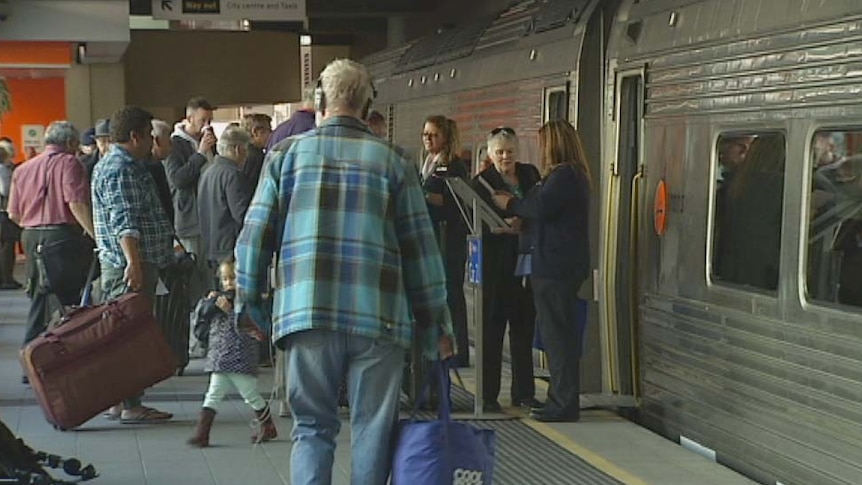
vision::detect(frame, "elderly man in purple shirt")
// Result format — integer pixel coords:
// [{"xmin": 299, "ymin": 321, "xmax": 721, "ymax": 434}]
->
[{"xmin": 265, "ymin": 87, "xmax": 316, "ymax": 150}]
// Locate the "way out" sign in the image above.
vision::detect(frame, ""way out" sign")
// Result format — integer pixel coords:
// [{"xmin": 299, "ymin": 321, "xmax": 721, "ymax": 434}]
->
[{"xmin": 152, "ymin": 0, "xmax": 306, "ymax": 21}]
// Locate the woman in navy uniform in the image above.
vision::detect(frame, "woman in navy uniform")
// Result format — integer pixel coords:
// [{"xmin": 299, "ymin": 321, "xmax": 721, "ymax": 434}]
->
[{"xmin": 421, "ymin": 115, "xmax": 470, "ymax": 367}]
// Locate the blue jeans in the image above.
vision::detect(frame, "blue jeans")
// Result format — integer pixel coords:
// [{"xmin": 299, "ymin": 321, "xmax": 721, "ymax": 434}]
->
[{"xmin": 286, "ymin": 329, "xmax": 404, "ymax": 485}]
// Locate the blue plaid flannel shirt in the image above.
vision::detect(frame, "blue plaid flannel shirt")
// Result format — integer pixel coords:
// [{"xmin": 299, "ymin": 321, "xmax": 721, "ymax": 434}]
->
[
  {"xmin": 92, "ymin": 145, "xmax": 173, "ymax": 269},
  {"xmin": 235, "ymin": 116, "xmax": 453, "ymax": 358}
]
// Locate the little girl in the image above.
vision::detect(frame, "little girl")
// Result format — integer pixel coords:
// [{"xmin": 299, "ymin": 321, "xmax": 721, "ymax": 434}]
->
[{"xmin": 187, "ymin": 258, "xmax": 277, "ymax": 447}]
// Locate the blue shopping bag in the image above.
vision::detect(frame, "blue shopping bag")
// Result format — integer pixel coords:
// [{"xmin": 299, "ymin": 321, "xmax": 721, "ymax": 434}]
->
[{"xmin": 392, "ymin": 360, "xmax": 496, "ymax": 485}]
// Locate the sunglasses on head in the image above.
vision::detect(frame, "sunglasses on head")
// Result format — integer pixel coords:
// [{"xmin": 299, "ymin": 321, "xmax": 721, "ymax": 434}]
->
[{"xmin": 491, "ymin": 127, "xmax": 516, "ymax": 136}]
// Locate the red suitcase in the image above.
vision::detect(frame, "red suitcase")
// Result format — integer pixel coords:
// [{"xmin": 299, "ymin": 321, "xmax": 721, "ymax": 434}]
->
[{"xmin": 20, "ymin": 292, "xmax": 178, "ymax": 430}]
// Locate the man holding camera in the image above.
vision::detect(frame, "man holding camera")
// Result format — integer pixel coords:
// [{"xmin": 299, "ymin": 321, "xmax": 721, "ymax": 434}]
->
[
  {"xmin": 236, "ymin": 59, "xmax": 454, "ymax": 485},
  {"xmin": 164, "ymin": 96, "xmax": 216, "ymax": 302}
]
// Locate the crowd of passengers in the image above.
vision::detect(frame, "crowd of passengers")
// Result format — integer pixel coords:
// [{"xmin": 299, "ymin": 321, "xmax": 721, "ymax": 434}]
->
[{"xmin": 0, "ymin": 58, "xmax": 591, "ymax": 484}]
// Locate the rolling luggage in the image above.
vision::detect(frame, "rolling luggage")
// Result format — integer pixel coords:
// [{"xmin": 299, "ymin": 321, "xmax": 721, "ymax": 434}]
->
[
  {"xmin": 153, "ymin": 241, "xmax": 195, "ymax": 375},
  {"xmin": 20, "ymin": 292, "xmax": 178, "ymax": 430},
  {"xmin": 154, "ymin": 265, "xmax": 191, "ymax": 375}
]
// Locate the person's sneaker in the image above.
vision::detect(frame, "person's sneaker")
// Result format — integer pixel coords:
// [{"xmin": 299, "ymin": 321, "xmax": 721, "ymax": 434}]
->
[{"xmin": 21, "ymin": 375, "xmax": 29, "ymax": 385}]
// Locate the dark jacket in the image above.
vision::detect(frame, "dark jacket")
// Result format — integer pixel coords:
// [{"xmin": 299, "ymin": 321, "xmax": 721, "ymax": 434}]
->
[
  {"xmin": 81, "ymin": 151, "xmax": 100, "ymax": 181},
  {"xmin": 423, "ymin": 158, "xmax": 469, "ymax": 244},
  {"xmin": 165, "ymin": 135, "xmax": 208, "ymax": 238},
  {"xmin": 472, "ymin": 162, "xmax": 541, "ymax": 254},
  {"xmin": 197, "ymin": 156, "xmax": 252, "ymax": 263},
  {"xmin": 266, "ymin": 110, "xmax": 316, "ymax": 150},
  {"xmin": 508, "ymin": 164, "xmax": 590, "ymax": 280},
  {"xmin": 146, "ymin": 157, "xmax": 174, "ymax": 228},
  {"xmin": 242, "ymin": 144, "xmax": 265, "ymax": 194}
]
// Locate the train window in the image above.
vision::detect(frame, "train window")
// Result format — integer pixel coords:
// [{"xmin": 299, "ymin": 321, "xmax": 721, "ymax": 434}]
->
[
  {"xmin": 544, "ymin": 86, "xmax": 568, "ymax": 122},
  {"xmin": 805, "ymin": 129, "xmax": 862, "ymax": 308},
  {"xmin": 711, "ymin": 132, "xmax": 787, "ymax": 291}
]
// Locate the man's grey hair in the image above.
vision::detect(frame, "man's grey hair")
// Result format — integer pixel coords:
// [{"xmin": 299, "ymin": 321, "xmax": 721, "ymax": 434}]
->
[
  {"xmin": 152, "ymin": 119, "xmax": 171, "ymax": 140},
  {"xmin": 44, "ymin": 121, "xmax": 80, "ymax": 147},
  {"xmin": 319, "ymin": 59, "xmax": 374, "ymax": 113},
  {"xmin": 217, "ymin": 126, "xmax": 252, "ymax": 157}
]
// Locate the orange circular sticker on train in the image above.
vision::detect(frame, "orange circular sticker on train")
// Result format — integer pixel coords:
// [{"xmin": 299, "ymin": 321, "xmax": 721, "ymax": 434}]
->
[{"xmin": 654, "ymin": 179, "xmax": 667, "ymax": 236}]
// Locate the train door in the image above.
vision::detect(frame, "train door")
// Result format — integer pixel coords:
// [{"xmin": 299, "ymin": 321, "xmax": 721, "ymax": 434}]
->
[{"xmin": 600, "ymin": 69, "xmax": 644, "ymax": 406}]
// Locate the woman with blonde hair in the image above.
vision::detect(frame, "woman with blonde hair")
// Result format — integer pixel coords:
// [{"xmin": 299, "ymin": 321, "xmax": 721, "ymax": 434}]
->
[
  {"xmin": 421, "ymin": 115, "xmax": 470, "ymax": 367},
  {"xmin": 492, "ymin": 120, "xmax": 591, "ymax": 422}
]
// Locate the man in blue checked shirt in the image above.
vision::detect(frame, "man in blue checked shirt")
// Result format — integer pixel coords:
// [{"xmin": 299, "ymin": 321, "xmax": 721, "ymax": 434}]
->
[
  {"xmin": 91, "ymin": 106, "xmax": 175, "ymax": 424},
  {"xmin": 235, "ymin": 58, "xmax": 454, "ymax": 485}
]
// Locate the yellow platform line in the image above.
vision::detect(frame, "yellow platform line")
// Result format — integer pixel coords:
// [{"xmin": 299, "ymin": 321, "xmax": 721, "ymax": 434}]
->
[
  {"xmin": 457, "ymin": 372, "xmax": 652, "ymax": 485},
  {"xmin": 521, "ymin": 419, "xmax": 651, "ymax": 485}
]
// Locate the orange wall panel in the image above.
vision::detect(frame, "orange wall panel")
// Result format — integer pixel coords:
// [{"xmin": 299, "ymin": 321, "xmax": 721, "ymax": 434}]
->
[
  {"xmin": 0, "ymin": 77, "xmax": 67, "ymax": 164},
  {"xmin": 0, "ymin": 42, "xmax": 72, "ymax": 66}
]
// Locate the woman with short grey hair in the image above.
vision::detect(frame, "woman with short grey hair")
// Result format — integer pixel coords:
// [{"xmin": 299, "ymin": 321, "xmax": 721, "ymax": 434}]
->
[{"xmin": 471, "ymin": 126, "xmax": 542, "ymax": 412}]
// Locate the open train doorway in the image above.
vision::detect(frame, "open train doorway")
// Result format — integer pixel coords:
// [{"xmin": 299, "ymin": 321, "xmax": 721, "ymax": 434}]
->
[{"xmin": 598, "ymin": 69, "xmax": 644, "ymax": 408}]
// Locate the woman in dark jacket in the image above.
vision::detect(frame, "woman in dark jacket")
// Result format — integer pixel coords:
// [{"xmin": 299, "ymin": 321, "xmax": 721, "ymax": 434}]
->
[
  {"xmin": 421, "ymin": 115, "xmax": 470, "ymax": 367},
  {"xmin": 471, "ymin": 127, "xmax": 542, "ymax": 412},
  {"xmin": 493, "ymin": 120, "xmax": 591, "ymax": 422}
]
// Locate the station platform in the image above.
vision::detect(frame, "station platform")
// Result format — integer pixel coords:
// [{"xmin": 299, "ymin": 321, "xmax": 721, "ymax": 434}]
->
[{"xmin": 0, "ymin": 264, "xmax": 759, "ymax": 485}]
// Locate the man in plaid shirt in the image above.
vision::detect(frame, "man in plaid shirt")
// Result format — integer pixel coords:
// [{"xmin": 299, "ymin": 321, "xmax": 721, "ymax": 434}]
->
[
  {"xmin": 91, "ymin": 106, "xmax": 174, "ymax": 424},
  {"xmin": 235, "ymin": 59, "xmax": 453, "ymax": 485}
]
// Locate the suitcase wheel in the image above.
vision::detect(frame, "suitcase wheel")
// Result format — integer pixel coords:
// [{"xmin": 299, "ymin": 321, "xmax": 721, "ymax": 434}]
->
[
  {"xmin": 176, "ymin": 365, "xmax": 186, "ymax": 377},
  {"xmin": 54, "ymin": 424, "xmax": 68, "ymax": 432}
]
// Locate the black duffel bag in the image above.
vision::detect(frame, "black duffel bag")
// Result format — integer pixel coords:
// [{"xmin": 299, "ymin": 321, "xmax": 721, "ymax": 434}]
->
[
  {"xmin": 0, "ymin": 211, "xmax": 21, "ymax": 243},
  {"xmin": 35, "ymin": 235, "xmax": 98, "ymax": 305}
]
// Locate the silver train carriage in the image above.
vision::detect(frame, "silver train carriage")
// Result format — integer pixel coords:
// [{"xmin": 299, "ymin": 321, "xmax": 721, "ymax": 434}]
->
[{"xmin": 365, "ymin": 0, "xmax": 862, "ymax": 484}]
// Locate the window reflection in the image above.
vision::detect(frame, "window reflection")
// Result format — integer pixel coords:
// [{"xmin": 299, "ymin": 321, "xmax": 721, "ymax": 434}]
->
[
  {"xmin": 807, "ymin": 130, "xmax": 862, "ymax": 307},
  {"xmin": 712, "ymin": 133, "xmax": 786, "ymax": 291}
]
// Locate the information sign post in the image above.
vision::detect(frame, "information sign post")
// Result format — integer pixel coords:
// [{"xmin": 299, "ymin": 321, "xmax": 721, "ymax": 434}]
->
[{"xmin": 445, "ymin": 178, "xmax": 509, "ymax": 417}]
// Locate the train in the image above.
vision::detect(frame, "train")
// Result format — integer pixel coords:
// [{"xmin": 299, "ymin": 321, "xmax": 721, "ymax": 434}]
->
[{"xmin": 363, "ymin": 1, "xmax": 862, "ymax": 484}]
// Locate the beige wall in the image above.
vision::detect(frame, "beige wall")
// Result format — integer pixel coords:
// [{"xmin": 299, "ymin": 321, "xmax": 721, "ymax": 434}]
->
[
  {"xmin": 310, "ymin": 45, "xmax": 352, "ymax": 80},
  {"xmin": 124, "ymin": 31, "xmax": 302, "ymax": 109},
  {"xmin": 65, "ymin": 65, "xmax": 92, "ymax": 131},
  {"xmin": 90, "ymin": 64, "xmax": 126, "ymax": 121},
  {"xmin": 65, "ymin": 63, "xmax": 126, "ymax": 131}
]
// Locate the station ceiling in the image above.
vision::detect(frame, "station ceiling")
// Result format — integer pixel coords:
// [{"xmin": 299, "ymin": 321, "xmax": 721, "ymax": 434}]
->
[{"xmin": 128, "ymin": 0, "xmax": 435, "ymax": 38}]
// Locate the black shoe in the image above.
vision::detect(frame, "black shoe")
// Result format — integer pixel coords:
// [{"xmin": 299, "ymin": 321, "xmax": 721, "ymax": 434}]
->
[
  {"xmin": 0, "ymin": 281, "xmax": 22, "ymax": 290},
  {"xmin": 482, "ymin": 400, "xmax": 502, "ymax": 413},
  {"xmin": 21, "ymin": 375, "xmax": 29, "ymax": 385},
  {"xmin": 512, "ymin": 397, "xmax": 543, "ymax": 409},
  {"xmin": 529, "ymin": 409, "xmax": 579, "ymax": 423}
]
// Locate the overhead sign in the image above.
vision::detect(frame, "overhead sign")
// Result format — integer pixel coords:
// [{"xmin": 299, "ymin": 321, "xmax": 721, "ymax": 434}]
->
[{"xmin": 152, "ymin": 0, "xmax": 306, "ymax": 21}]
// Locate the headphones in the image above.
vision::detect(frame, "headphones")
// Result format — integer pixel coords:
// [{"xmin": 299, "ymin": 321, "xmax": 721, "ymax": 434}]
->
[{"xmin": 313, "ymin": 77, "xmax": 378, "ymax": 118}]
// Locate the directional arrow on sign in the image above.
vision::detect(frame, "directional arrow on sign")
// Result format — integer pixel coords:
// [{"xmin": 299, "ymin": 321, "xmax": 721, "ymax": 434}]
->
[{"xmin": 161, "ymin": 0, "xmax": 173, "ymax": 11}]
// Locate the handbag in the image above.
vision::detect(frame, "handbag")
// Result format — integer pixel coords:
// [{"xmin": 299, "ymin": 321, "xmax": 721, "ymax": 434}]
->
[{"xmin": 392, "ymin": 360, "xmax": 496, "ymax": 485}]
